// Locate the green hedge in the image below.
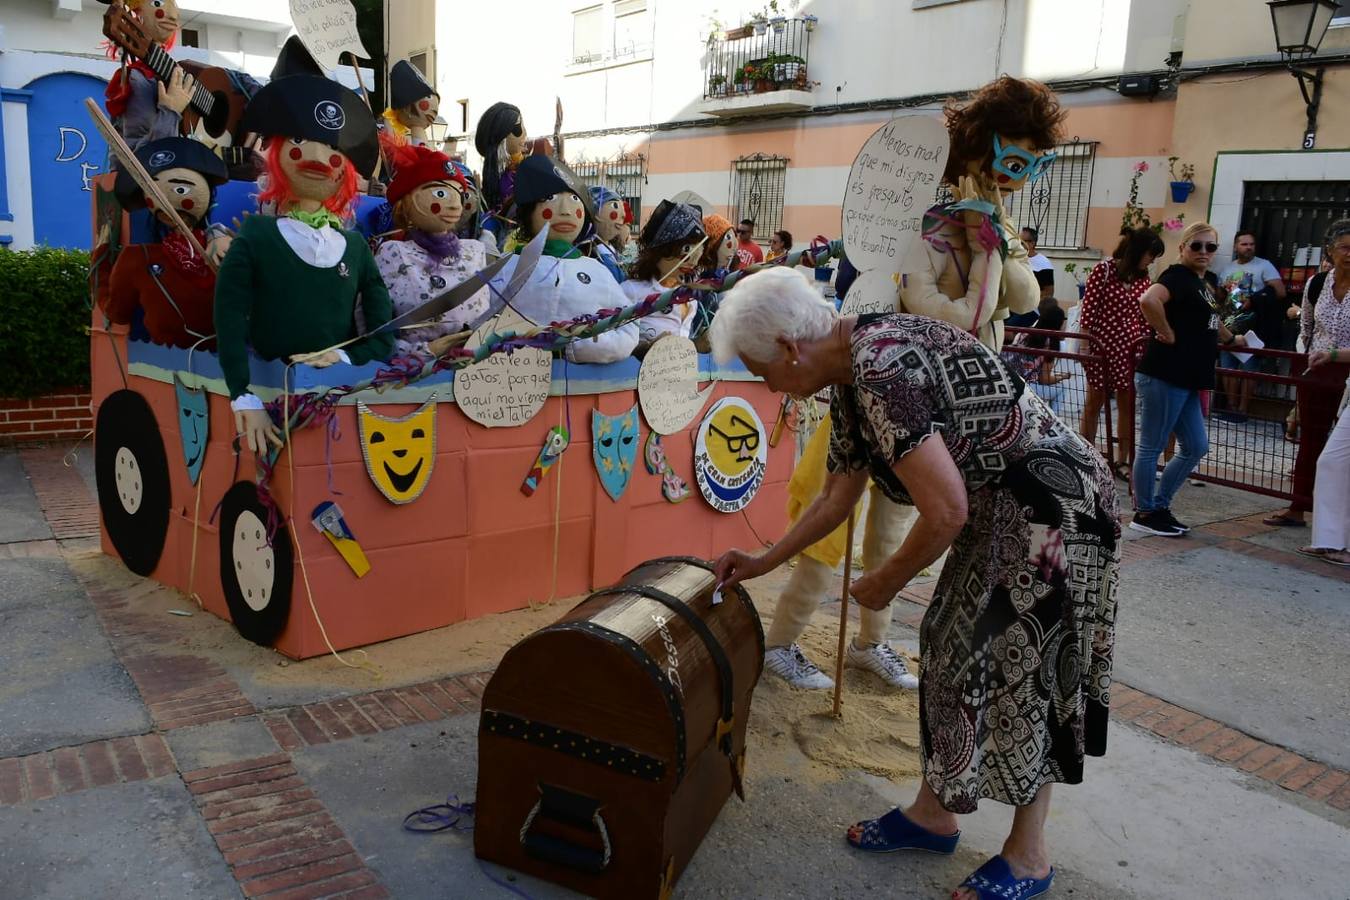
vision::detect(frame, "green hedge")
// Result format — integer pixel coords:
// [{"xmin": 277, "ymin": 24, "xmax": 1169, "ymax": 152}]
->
[{"xmin": 0, "ymin": 246, "xmax": 92, "ymax": 397}]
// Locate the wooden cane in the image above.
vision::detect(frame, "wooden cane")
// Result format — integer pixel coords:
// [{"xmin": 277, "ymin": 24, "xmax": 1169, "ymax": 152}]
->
[
  {"xmin": 832, "ymin": 509, "xmax": 857, "ymax": 718},
  {"xmin": 345, "ymin": 52, "xmax": 385, "ymax": 183},
  {"xmin": 84, "ymin": 99, "xmax": 214, "ymax": 269}
]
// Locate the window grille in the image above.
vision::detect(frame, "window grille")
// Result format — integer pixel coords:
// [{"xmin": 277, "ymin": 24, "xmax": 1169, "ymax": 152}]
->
[
  {"xmin": 730, "ymin": 154, "xmax": 789, "ymax": 238},
  {"xmin": 1002, "ymin": 139, "xmax": 1098, "ymax": 250}
]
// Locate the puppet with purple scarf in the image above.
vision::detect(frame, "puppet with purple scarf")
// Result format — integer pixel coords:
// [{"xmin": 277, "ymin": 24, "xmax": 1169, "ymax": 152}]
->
[{"xmin": 374, "ymin": 139, "xmax": 490, "ymax": 356}]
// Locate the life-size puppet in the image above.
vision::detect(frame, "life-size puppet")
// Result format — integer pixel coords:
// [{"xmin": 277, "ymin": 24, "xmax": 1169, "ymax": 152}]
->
[
  {"xmin": 586, "ymin": 185, "xmax": 628, "ymax": 283},
  {"xmin": 901, "ymin": 75, "xmax": 1063, "ymax": 351},
  {"xmin": 214, "ymin": 74, "xmax": 393, "ymax": 452},
  {"xmin": 620, "ymin": 199, "xmax": 706, "ymax": 348},
  {"xmin": 100, "ymin": 0, "xmax": 192, "ymax": 152},
  {"xmin": 698, "ymin": 213, "xmax": 738, "ymax": 280},
  {"xmin": 374, "ymin": 137, "xmax": 490, "ymax": 356},
  {"xmin": 473, "ymin": 102, "xmax": 527, "ymax": 251},
  {"xmin": 98, "ymin": 136, "xmax": 227, "ymax": 348},
  {"xmin": 382, "ymin": 60, "xmax": 441, "ymax": 148},
  {"xmin": 500, "ymin": 155, "xmax": 638, "ymax": 364}
]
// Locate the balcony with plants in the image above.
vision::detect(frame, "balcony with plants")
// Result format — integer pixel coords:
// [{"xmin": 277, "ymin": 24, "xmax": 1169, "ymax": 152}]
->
[{"xmin": 699, "ymin": 9, "xmax": 817, "ymax": 116}]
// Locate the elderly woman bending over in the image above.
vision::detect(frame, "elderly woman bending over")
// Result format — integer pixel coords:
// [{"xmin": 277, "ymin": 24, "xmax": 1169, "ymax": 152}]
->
[{"xmin": 712, "ymin": 267, "xmax": 1120, "ymax": 900}]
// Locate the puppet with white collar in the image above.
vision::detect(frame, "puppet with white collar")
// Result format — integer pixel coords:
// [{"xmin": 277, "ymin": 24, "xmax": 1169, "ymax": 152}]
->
[
  {"xmin": 620, "ymin": 200, "xmax": 705, "ymax": 349},
  {"xmin": 214, "ymin": 74, "xmax": 393, "ymax": 451},
  {"xmin": 501, "ymin": 155, "xmax": 637, "ymax": 364},
  {"xmin": 99, "ymin": 136, "xmax": 227, "ymax": 348},
  {"xmin": 374, "ymin": 138, "xmax": 490, "ymax": 355},
  {"xmin": 900, "ymin": 76, "xmax": 1060, "ymax": 351}
]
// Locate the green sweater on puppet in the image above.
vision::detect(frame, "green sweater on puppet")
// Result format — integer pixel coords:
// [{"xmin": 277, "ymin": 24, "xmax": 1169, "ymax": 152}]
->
[{"xmin": 213, "ymin": 215, "xmax": 394, "ymax": 400}]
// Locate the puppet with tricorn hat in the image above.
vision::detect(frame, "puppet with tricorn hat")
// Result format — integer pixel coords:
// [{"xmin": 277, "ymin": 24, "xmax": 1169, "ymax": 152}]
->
[{"xmin": 213, "ymin": 74, "xmax": 394, "ymax": 453}]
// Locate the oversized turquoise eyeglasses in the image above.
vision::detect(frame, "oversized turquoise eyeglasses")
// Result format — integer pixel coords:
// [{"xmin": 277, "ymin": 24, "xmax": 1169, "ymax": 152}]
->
[{"xmin": 991, "ymin": 134, "xmax": 1056, "ymax": 184}]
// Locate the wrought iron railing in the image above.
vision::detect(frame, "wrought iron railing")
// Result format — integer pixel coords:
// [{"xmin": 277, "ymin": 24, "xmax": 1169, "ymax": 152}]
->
[
  {"xmin": 703, "ymin": 17, "xmax": 814, "ymax": 100},
  {"xmin": 572, "ymin": 153, "xmax": 648, "ymax": 235},
  {"xmin": 730, "ymin": 153, "xmax": 789, "ymax": 238},
  {"xmin": 1003, "ymin": 139, "xmax": 1098, "ymax": 250}
]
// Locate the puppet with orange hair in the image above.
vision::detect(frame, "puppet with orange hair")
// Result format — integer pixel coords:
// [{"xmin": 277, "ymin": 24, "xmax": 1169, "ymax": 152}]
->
[{"xmin": 213, "ymin": 74, "xmax": 393, "ymax": 453}]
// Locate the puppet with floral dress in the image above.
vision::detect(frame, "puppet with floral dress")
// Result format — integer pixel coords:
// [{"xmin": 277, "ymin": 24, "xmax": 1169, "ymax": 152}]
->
[
  {"xmin": 374, "ymin": 137, "xmax": 491, "ymax": 357},
  {"xmin": 213, "ymin": 74, "xmax": 393, "ymax": 452},
  {"xmin": 900, "ymin": 75, "xmax": 1064, "ymax": 351}
]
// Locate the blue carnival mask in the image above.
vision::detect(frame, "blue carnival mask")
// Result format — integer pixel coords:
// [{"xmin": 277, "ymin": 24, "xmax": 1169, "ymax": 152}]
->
[
  {"xmin": 991, "ymin": 134, "xmax": 1056, "ymax": 185},
  {"xmin": 173, "ymin": 373, "xmax": 209, "ymax": 485},
  {"xmin": 592, "ymin": 405, "xmax": 640, "ymax": 501}
]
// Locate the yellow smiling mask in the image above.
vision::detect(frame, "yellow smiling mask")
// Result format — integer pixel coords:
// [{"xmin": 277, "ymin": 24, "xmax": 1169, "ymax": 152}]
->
[{"xmin": 357, "ymin": 399, "xmax": 437, "ymax": 504}]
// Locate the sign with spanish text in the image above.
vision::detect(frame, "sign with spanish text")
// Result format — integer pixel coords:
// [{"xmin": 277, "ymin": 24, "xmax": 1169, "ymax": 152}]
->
[{"xmin": 290, "ymin": 0, "xmax": 370, "ymax": 71}]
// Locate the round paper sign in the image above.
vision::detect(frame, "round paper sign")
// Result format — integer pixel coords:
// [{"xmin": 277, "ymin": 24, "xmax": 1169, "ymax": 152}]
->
[
  {"xmin": 840, "ymin": 268, "xmax": 902, "ymax": 317},
  {"xmin": 637, "ymin": 335, "xmax": 714, "ymax": 435},
  {"xmin": 841, "ymin": 115, "xmax": 950, "ymax": 276},
  {"xmin": 693, "ymin": 396, "xmax": 768, "ymax": 514},
  {"xmin": 454, "ymin": 307, "xmax": 552, "ymax": 428}
]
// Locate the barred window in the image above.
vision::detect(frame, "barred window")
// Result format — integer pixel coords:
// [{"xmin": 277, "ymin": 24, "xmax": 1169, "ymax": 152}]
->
[
  {"xmin": 730, "ymin": 154, "xmax": 788, "ymax": 238},
  {"xmin": 1002, "ymin": 140, "xmax": 1098, "ymax": 250}
]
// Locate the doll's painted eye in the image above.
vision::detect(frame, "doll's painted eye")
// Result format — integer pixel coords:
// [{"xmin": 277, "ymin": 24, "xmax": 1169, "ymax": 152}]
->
[
  {"xmin": 173, "ymin": 186, "xmax": 190, "ymax": 195},
  {"xmin": 431, "ymin": 188, "xmax": 449, "ymax": 199},
  {"xmin": 1003, "ymin": 158, "xmax": 1027, "ymax": 175},
  {"xmin": 681, "ymin": 243, "xmax": 694, "ymax": 256},
  {"xmin": 289, "ymin": 137, "xmax": 305, "ymax": 146}
]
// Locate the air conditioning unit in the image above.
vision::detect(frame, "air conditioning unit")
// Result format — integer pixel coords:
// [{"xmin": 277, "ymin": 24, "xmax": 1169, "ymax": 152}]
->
[{"xmin": 1118, "ymin": 74, "xmax": 1161, "ymax": 97}]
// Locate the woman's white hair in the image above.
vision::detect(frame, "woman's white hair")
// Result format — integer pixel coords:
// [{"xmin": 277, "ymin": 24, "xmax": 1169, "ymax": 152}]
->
[{"xmin": 708, "ymin": 267, "xmax": 839, "ymax": 364}]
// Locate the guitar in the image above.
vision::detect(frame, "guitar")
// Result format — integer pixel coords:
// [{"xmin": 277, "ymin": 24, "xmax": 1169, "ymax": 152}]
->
[{"xmin": 101, "ymin": 3, "xmax": 250, "ymax": 160}]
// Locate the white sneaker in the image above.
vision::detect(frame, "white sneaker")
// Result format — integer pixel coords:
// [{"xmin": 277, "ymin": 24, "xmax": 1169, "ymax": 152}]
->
[
  {"xmin": 764, "ymin": 643, "xmax": 835, "ymax": 690},
  {"xmin": 846, "ymin": 641, "xmax": 919, "ymax": 690}
]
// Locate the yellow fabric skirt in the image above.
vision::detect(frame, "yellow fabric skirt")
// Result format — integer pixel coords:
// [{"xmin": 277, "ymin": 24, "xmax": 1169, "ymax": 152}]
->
[{"xmin": 786, "ymin": 412, "xmax": 862, "ymax": 569}]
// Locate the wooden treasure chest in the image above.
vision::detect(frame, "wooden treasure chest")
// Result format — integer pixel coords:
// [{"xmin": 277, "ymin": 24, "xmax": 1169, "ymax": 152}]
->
[{"xmin": 474, "ymin": 556, "xmax": 764, "ymax": 899}]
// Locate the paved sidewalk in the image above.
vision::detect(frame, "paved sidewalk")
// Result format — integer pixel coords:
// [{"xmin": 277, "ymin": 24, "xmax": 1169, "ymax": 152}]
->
[{"xmin": 1, "ymin": 443, "xmax": 1348, "ymax": 899}]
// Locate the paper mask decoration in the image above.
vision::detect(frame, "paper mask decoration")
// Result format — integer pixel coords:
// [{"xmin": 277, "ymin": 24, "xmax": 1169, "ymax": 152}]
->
[
  {"xmin": 841, "ymin": 115, "xmax": 950, "ymax": 276},
  {"xmin": 592, "ymin": 405, "xmax": 640, "ymax": 502},
  {"xmin": 644, "ymin": 432, "xmax": 690, "ymax": 503},
  {"xmin": 311, "ymin": 501, "xmax": 370, "ymax": 578},
  {"xmin": 173, "ymin": 373, "xmax": 209, "ymax": 485},
  {"xmin": 455, "ymin": 307, "xmax": 552, "ymax": 428},
  {"xmin": 694, "ymin": 397, "xmax": 768, "ymax": 513},
  {"xmin": 522, "ymin": 426, "xmax": 570, "ymax": 496},
  {"xmin": 357, "ymin": 398, "xmax": 437, "ymax": 504},
  {"xmin": 637, "ymin": 335, "xmax": 715, "ymax": 435}
]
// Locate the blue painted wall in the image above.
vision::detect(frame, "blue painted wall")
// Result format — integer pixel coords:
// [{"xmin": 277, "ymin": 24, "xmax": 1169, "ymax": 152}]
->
[{"xmin": 24, "ymin": 72, "xmax": 109, "ymax": 250}]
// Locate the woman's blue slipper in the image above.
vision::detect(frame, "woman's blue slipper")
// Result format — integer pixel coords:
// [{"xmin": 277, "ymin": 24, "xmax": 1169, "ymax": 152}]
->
[
  {"xmin": 958, "ymin": 855, "xmax": 1055, "ymax": 899},
  {"xmin": 845, "ymin": 807, "xmax": 960, "ymax": 854}
]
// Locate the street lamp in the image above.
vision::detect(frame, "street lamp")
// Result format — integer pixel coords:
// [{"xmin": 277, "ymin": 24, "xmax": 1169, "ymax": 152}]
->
[{"xmin": 1267, "ymin": 0, "xmax": 1338, "ymax": 148}]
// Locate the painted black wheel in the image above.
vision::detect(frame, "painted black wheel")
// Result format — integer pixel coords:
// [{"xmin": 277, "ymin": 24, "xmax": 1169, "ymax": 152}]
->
[
  {"xmin": 217, "ymin": 481, "xmax": 293, "ymax": 646},
  {"xmin": 95, "ymin": 389, "xmax": 171, "ymax": 576}
]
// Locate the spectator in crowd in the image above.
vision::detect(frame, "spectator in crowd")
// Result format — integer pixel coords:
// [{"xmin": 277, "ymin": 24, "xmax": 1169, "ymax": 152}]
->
[
  {"xmin": 1008, "ymin": 227, "xmax": 1053, "ymax": 327},
  {"xmin": 1132, "ymin": 223, "xmax": 1243, "ymax": 537},
  {"xmin": 736, "ymin": 218, "xmax": 764, "ymax": 268},
  {"xmin": 768, "ymin": 229, "xmax": 793, "ymax": 263},
  {"xmin": 1264, "ymin": 219, "xmax": 1350, "ymax": 528},
  {"xmin": 1080, "ymin": 228, "xmax": 1164, "ymax": 479},
  {"xmin": 1298, "ymin": 367, "xmax": 1350, "ymax": 567},
  {"xmin": 1217, "ymin": 230, "xmax": 1292, "ymax": 422},
  {"xmin": 1008, "ymin": 291, "xmax": 1071, "ymax": 413}
]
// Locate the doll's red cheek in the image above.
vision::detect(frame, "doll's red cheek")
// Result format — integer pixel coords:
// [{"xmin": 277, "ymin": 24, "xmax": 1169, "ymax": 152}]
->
[
  {"xmin": 609, "ymin": 211, "xmax": 618, "ymax": 219},
  {"xmin": 288, "ymin": 147, "xmax": 303, "ymax": 160},
  {"xmin": 329, "ymin": 155, "xmax": 343, "ymax": 168},
  {"xmin": 418, "ymin": 100, "xmax": 429, "ymax": 111},
  {"xmin": 574, "ymin": 209, "xmax": 583, "ymax": 218},
  {"xmin": 541, "ymin": 209, "xmax": 553, "ymax": 220},
  {"xmin": 181, "ymin": 199, "xmax": 194, "ymax": 210},
  {"xmin": 430, "ymin": 203, "xmax": 441, "ymax": 213},
  {"xmin": 155, "ymin": 9, "xmax": 165, "ymax": 17}
]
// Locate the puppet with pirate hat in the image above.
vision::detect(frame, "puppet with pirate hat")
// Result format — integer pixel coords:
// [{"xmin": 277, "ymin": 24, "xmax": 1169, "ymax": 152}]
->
[
  {"xmin": 97, "ymin": 136, "xmax": 227, "ymax": 349},
  {"xmin": 213, "ymin": 74, "xmax": 394, "ymax": 453},
  {"xmin": 383, "ymin": 60, "xmax": 442, "ymax": 147},
  {"xmin": 621, "ymin": 199, "xmax": 706, "ymax": 349},
  {"xmin": 496, "ymin": 155, "xmax": 638, "ymax": 364}
]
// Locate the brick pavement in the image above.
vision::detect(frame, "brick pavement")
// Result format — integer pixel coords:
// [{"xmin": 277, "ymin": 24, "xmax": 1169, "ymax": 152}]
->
[{"xmin": 5, "ymin": 440, "xmax": 1350, "ymax": 899}]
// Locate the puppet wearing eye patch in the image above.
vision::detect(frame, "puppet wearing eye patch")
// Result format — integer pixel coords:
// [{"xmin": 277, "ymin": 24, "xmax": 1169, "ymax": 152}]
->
[
  {"xmin": 98, "ymin": 136, "xmax": 227, "ymax": 349},
  {"xmin": 621, "ymin": 199, "xmax": 707, "ymax": 351},
  {"xmin": 901, "ymin": 76, "xmax": 1065, "ymax": 352},
  {"xmin": 374, "ymin": 136, "xmax": 490, "ymax": 356}
]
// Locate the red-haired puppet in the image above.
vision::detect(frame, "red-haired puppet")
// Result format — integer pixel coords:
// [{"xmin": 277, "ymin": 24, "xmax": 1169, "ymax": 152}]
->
[
  {"xmin": 214, "ymin": 74, "xmax": 393, "ymax": 452},
  {"xmin": 100, "ymin": 137, "xmax": 227, "ymax": 348},
  {"xmin": 374, "ymin": 136, "xmax": 490, "ymax": 356}
]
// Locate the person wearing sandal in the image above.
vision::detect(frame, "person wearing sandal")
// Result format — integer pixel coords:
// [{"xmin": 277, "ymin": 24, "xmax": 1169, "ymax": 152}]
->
[
  {"xmin": 1298, "ymin": 365, "xmax": 1350, "ymax": 567},
  {"xmin": 1264, "ymin": 220, "xmax": 1350, "ymax": 529},
  {"xmin": 710, "ymin": 268, "xmax": 1119, "ymax": 900}
]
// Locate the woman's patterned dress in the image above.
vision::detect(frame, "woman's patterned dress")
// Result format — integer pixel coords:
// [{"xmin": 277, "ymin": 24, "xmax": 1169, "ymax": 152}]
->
[{"xmin": 828, "ymin": 314, "xmax": 1120, "ymax": 811}]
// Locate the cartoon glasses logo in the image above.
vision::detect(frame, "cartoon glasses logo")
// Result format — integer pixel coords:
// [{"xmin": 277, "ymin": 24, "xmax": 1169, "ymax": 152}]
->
[
  {"xmin": 147, "ymin": 150, "xmax": 176, "ymax": 168},
  {"xmin": 314, "ymin": 101, "xmax": 345, "ymax": 131}
]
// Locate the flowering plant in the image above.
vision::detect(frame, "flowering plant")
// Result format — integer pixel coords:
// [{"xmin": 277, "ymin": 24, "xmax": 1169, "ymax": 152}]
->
[{"xmin": 1120, "ymin": 160, "xmax": 1185, "ymax": 235}]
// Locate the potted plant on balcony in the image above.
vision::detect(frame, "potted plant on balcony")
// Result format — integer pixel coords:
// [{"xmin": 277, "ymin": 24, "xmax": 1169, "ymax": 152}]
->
[
  {"xmin": 770, "ymin": 14, "xmax": 787, "ymax": 33},
  {"xmin": 750, "ymin": 13, "xmax": 768, "ymax": 35},
  {"xmin": 708, "ymin": 73, "xmax": 727, "ymax": 96},
  {"xmin": 1063, "ymin": 262, "xmax": 1087, "ymax": 300},
  {"xmin": 776, "ymin": 53, "xmax": 805, "ymax": 84},
  {"xmin": 802, "ymin": 13, "xmax": 819, "ymax": 30},
  {"xmin": 1168, "ymin": 156, "xmax": 1196, "ymax": 204}
]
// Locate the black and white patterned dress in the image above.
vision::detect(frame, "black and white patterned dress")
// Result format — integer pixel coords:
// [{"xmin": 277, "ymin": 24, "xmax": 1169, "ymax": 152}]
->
[{"xmin": 828, "ymin": 314, "xmax": 1120, "ymax": 812}]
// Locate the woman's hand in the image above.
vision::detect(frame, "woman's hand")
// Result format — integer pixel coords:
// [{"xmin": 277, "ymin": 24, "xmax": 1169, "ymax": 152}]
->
[
  {"xmin": 713, "ymin": 549, "xmax": 771, "ymax": 591},
  {"xmin": 849, "ymin": 564, "xmax": 905, "ymax": 611},
  {"xmin": 1307, "ymin": 349, "xmax": 1333, "ymax": 369}
]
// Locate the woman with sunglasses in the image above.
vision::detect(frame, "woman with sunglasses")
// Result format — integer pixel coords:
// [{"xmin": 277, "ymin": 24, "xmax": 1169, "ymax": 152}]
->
[
  {"xmin": 768, "ymin": 229, "xmax": 792, "ymax": 263},
  {"xmin": 712, "ymin": 267, "xmax": 1118, "ymax": 900},
  {"xmin": 1131, "ymin": 223, "xmax": 1242, "ymax": 537}
]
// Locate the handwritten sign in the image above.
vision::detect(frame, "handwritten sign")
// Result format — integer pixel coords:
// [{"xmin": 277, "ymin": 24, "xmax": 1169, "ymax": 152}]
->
[
  {"xmin": 840, "ymin": 269, "xmax": 902, "ymax": 317},
  {"xmin": 290, "ymin": 0, "xmax": 370, "ymax": 71},
  {"xmin": 454, "ymin": 308, "xmax": 552, "ymax": 428},
  {"xmin": 637, "ymin": 335, "xmax": 714, "ymax": 435},
  {"xmin": 842, "ymin": 116, "xmax": 949, "ymax": 276}
]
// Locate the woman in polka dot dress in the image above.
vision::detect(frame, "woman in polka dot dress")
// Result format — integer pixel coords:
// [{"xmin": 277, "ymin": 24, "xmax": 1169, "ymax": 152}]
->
[{"xmin": 1079, "ymin": 228, "xmax": 1165, "ymax": 478}]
